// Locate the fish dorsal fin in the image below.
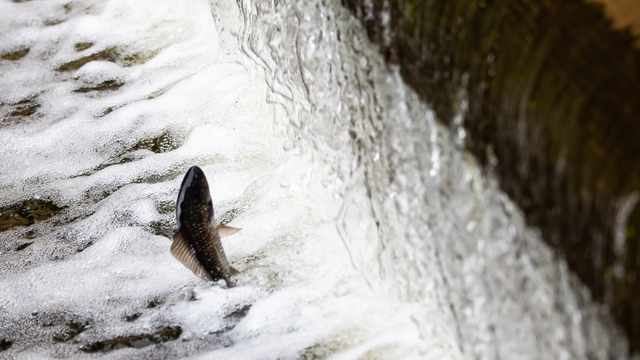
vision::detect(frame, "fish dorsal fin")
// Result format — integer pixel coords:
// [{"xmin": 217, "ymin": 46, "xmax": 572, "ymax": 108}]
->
[
  {"xmin": 171, "ymin": 230, "xmax": 212, "ymax": 281},
  {"xmin": 217, "ymin": 225, "xmax": 241, "ymax": 238}
]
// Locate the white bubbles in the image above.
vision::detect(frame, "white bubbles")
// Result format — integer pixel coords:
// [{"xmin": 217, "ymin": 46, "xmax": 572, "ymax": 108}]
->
[
  {"xmin": 74, "ymin": 60, "xmax": 124, "ymax": 83},
  {"xmin": 0, "ymin": 0, "xmax": 384, "ymax": 358},
  {"xmin": 0, "ymin": 0, "xmax": 632, "ymax": 359}
]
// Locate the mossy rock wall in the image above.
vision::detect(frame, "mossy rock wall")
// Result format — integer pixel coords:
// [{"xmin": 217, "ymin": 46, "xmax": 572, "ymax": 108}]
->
[{"xmin": 342, "ymin": 0, "xmax": 640, "ymax": 354}]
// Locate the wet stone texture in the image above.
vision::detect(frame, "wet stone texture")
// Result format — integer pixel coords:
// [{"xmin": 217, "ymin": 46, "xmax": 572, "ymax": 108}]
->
[
  {"xmin": 73, "ymin": 79, "xmax": 125, "ymax": 93},
  {"xmin": 79, "ymin": 326, "xmax": 182, "ymax": 353},
  {"xmin": 1, "ymin": 48, "xmax": 29, "ymax": 61},
  {"xmin": 342, "ymin": 0, "xmax": 640, "ymax": 354},
  {"xmin": 0, "ymin": 339, "xmax": 13, "ymax": 351},
  {"xmin": 55, "ymin": 47, "xmax": 157, "ymax": 72},
  {"xmin": 52, "ymin": 320, "xmax": 91, "ymax": 343},
  {"xmin": 0, "ymin": 200, "xmax": 63, "ymax": 232},
  {"xmin": 68, "ymin": 129, "xmax": 185, "ymax": 184},
  {"xmin": 0, "ymin": 95, "xmax": 41, "ymax": 127},
  {"xmin": 74, "ymin": 42, "xmax": 94, "ymax": 52},
  {"xmin": 132, "ymin": 130, "xmax": 185, "ymax": 154}
]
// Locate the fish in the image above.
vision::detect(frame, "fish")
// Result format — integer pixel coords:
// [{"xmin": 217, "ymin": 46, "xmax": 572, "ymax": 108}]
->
[{"xmin": 171, "ymin": 166, "xmax": 240, "ymax": 287}]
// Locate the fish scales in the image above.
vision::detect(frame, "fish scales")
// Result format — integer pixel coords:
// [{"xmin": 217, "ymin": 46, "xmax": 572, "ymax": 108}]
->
[
  {"xmin": 179, "ymin": 199, "xmax": 230, "ymax": 283},
  {"xmin": 171, "ymin": 166, "xmax": 240, "ymax": 287}
]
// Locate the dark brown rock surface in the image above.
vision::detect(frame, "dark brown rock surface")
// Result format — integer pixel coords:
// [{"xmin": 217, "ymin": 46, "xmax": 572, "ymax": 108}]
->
[{"xmin": 342, "ymin": 0, "xmax": 640, "ymax": 354}]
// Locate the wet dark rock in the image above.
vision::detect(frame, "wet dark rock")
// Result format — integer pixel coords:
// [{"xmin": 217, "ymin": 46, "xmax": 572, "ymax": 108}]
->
[
  {"xmin": 31, "ymin": 310, "xmax": 68, "ymax": 328},
  {"xmin": 74, "ymin": 42, "xmax": 94, "ymax": 52},
  {"xmin": 52, "ymin": 320, "xmax": 91, "ymax": 343},
  {"xmin": 148, "ymin": 221, "xmax": 175, "ymax": 239},
  {"xmin": 217, "ymin": 208, "xmax": 241, "ymax": 227},
  {"xmin": 0, "ymin": 339, "xmax": 12, "ymax": 351},
  {"xmin": 124, "ymin": 313, "xmax": 141, "ymax": 322},
  {"xmin": 146, "ymin": 87, "xmax": 168, "ymax": 100},
  {"xmin": 56, "ymin": 48, "xmax": 118, "ymax": 72},
  {"xmin": 7, "ymin": 97, "xmax": 40, "ymax": 117},
  {"xmin": 226, "ymin": 305, "xmax": 251, "ymax": 323},
  {"xmin": 155, "ymin": 200, "xmax": 175, "ymax": 215},
  {"xmin": 0, "ymin": 200, "xmax": 63, "ymax": 232},
  {"xmin": 73, "ymin": 79, "xmax": 124, "ymax": 93},
  {"xmin": 300, "ymin": 343, "xmax": 341, "ymax": 360},
  {"xmin": 79, "ymin": 326, "xmax": 182, "ymax": 353},
  {"xmin": 1, "ymin": 48, "xmax": 29, "ymax": 61},
  {"xmin": 0, "ymin": 95, "xmax": 41, "ymax": 127},
  {"xmin": 97, "ymin": 105, "xmax": 118, "ymax": 117},
  {"xmin": 68, "ymin": 130, "xmax": 184, "ymax": 186},
  {"xmin": 94, "ymin": 87, "xmax": 169, "ymax": 118},
  {"xmin": 56, "ymin": 47, "xmax": 156, "ymax": 72},
  {"xmin": 83, "ymin": 184, "xmax": 127, "ymax": 202},
  {"xmin": 146, "ymin": 297, "xmax": 165, "ymax": 309},
  {"xmin": 132, "ymin": 130, "xmax": 184, "ymax": 154},
  {"xmin": 14, "ymin": 242, "xmax": 33, "ymax": 251},
  {"xmin": 343, "ymin": 0, "xmax": 640, "ymax": 354},
  {"xmin": 205, "ymin": 304, "xmax": 252, "ymax": 336},
  {"xmin": 76, "ymin": 241, "xmax": 93, "ymax": 252},
  {"xmin": 44, "ymin": 18, "xmax": 65, "ymax": 26}
]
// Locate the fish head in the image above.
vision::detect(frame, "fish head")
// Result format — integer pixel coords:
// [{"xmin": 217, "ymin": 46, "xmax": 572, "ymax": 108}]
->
[{"xmin": 176, "ymin": 166, "xmax": 213, "ymax": 228}]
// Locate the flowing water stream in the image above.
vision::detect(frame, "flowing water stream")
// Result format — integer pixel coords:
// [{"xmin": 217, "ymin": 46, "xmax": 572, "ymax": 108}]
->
[{"xmin": 0, "ymin": 0, "xmax": 632, "ymax": 359}]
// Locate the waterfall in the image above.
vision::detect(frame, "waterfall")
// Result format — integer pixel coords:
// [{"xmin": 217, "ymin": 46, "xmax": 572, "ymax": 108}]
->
[{"xmin": 0, "ymin": 0, "xmax": 630, "ymax": 358}]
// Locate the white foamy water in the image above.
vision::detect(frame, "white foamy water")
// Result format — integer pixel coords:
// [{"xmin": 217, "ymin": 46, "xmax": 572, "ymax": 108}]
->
[{"xmin": 0, "ymin": 0, "xmax": 631, "ymax": 359}]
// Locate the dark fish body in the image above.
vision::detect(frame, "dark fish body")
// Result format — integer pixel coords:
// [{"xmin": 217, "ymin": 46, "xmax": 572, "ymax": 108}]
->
[{"xmin": 171, "ymin": 166, "xmax": 239, "ymax": 287}]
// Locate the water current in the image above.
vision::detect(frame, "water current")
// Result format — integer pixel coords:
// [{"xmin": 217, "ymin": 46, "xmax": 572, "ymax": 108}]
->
[{"xmin": 0, "ymin": 0, "xmax": 632, "ymax": 358}]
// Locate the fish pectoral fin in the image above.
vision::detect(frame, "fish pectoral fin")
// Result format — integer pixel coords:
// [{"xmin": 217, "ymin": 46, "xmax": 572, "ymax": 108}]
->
[
  {"xmin": 229, "ymin": 266, "xmax": 240, "ymax": 275},
  {"xmin": 217, "ymin": 225, "xmax": 241, "ymax": 238},
  {"xmin": 171, "ymin": 230, "xmax": 212, "ymax": 281}
]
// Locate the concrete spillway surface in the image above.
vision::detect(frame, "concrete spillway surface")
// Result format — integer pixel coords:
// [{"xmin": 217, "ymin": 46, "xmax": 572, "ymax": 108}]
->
[{"xmin": 0, "ymin": 0, "xmax": 631, "ymax": 359}]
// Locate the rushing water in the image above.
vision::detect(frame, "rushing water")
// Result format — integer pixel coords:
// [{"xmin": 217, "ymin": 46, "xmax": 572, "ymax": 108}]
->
[{"xmin": 0, "ymin": 0, "xmax": 632, "ymax": 359}]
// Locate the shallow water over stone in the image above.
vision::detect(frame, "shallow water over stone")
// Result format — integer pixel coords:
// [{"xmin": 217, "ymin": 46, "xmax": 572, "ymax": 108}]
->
[{"xmin": 0, "ymin": 0, "xmax": 634, "ymax": 359}]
